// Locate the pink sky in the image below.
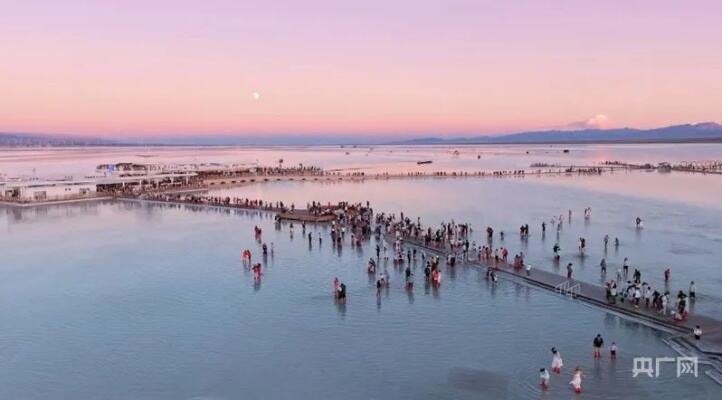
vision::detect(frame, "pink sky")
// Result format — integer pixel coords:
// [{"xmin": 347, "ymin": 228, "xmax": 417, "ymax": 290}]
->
[{"xmin": 1, "ymin": 0, "xmax": 721, "ymax": 138}]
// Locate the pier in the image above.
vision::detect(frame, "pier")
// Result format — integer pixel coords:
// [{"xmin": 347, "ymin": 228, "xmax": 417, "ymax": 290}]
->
[
  {"xmin": 1, "ymin": 162, "xmax": 623, "ymax": 207},
  {"xmin": 116, "ymin": 193, "xmax": 371, "ymax": 224}
]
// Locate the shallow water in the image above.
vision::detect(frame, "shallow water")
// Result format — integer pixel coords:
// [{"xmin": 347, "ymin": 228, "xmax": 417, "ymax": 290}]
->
[
  {"xmin": 210, "ymin": 172, "xmax": 722, "ymax": 319},
  {"xmin": 1, "ymin": 201, "xmax": 720, "ymax": 399},
  {"xmin": 2, "ymin": 143, "xmax": 721, "ymax": 175}
]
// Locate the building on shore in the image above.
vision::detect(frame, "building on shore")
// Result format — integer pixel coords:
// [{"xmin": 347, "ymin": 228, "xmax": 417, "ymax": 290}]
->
[
  {"xmin": 1, "ymin": 171, "xmax": 199, "ymax": 203},
  {"xmin": 1, "ymin": 179, "xmax": 97, "ymax": 202}
]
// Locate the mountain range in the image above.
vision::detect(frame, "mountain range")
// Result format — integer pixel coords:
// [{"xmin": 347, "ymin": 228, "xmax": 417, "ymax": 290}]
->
[
  {"xmin": 1, "ymin": 122, "xmax": 721, "ymax": 146},
  {"xmin": 392, "ymin": 122, "xmax": 722, "ymax": 145},
  {"xmin": 0, "ymin": 133, "xmax": 117, "ymax": 147}
]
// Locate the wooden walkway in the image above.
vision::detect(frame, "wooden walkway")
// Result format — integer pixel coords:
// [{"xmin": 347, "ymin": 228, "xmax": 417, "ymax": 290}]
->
[
  {"xmin": 391, "ymin": 235, "xmax": 722, "ymax": 356},
  {"xmin": 117, "ymin": 197, "xmax": 345, "ymax": 224},
  {"xmin": 276, "ymin": 210, "xmax": 337, "ymax": 222}
]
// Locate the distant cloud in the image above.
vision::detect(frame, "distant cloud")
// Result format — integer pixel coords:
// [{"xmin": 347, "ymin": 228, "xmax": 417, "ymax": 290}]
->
[{"xmin": 566, "ymin": 114, "xmax": 610, "ymax": 130}]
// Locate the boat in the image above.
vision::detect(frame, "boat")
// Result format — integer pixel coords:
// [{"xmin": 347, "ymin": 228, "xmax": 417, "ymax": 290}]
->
[{"xmin": 417, "ymin": 160, "xmax": 433, "ymax": 165}]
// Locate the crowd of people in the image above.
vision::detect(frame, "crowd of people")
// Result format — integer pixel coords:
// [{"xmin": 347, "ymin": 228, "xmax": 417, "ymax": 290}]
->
[
  {"xmin": 237, "ymin": 202, "xmax": 707, "ymax": 394},
  {"xmin": 142, "ymin": 192, "xmax": 288, "ymax": 210},
  {"xmin": 603, "ymin": 265, "xmax": 697, "ymax": 322}
]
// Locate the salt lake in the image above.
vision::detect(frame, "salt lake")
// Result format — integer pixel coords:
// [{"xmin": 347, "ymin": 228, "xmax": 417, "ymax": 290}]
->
[{"xmin": 1, "ymin": 143, "xmax": 722, "ymax": 399}]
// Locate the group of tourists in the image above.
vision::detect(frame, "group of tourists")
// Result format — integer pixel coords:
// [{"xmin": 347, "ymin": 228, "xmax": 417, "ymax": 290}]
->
[
  {"xmin": 601, "ymin": 257, "xmax": 697, "ymax": 321},
  {"xmin": 242, "ymin": 200, "xmax": 707, "ymax": 392},
  {"xmin": 541, "ymin": 334, "xmax": 617, "ymax": 393},
  {"xmin": 143, "ymin": 192, "xmax": 290, "ymax": 211}
]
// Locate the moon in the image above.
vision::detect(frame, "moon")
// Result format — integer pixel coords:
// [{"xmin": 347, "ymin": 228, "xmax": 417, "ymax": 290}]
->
[{"xmin": 252, "ymin": 92, "xmax": 261, "ymax": 100}]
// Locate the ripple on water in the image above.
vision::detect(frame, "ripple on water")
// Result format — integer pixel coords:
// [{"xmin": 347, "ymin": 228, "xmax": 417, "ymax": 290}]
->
[{"xmin": 447, "ymin": 367, "xmax": 509, "ymax": 397}]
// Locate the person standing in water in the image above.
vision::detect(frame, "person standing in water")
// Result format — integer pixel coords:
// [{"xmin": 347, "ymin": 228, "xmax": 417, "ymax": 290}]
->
[
  {"xmin": 539, "ymin": 368, "xmax": 550, "ymax": 389},
  {"xmin": 569, "ymin": 367, "xmax": 583, "ymax": 393},
  {"xmin": 337, "ymin": 283, "xmax": 346, "ymax": 303},
  {"xmin": 593, "ymin": 334, "xmax": 604, "ymax": 358},
  {"xmin": 406, "ymin": 270, "xmax": 414, "ymax": 290},
  {"xmin": 610, "ymin": 342, "xmax": 617, "ymax": 359},
  {"xmin": 566, "ymin": 263, "xmax": 573, "ymax": 279},
  {"xmin": 551, "ymin": 347, "xmax": 563, "ymax": 374}
]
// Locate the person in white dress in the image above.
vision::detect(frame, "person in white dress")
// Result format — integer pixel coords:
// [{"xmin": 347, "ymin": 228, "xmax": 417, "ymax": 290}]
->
[
  {"xmin": 551, "ymin": 347, "xmax": 563, "ymax": 374},
  {"xmin": 570, "ymin": 366, "xmax": 583, "ymax": 393},
  {"xmin": 539, "ymin": 368, "xmax": 550, "ymax": 389}
]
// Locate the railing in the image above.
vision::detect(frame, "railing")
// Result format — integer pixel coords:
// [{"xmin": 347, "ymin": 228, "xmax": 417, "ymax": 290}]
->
[{"xmin": 555, "ymin": 280, "xmax": 581, "ymax": 298}]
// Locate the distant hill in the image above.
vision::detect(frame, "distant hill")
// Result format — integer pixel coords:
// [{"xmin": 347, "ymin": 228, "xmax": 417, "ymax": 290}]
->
[
  {"xmin": 393, "ymin": 122, "xmax": 722, "ymax": 145},
  {"xmin": 2, "ymin": 122, "xmax": 722, "ymax": 146},
  {"xmin": 0, "ymin": 132, "xmax": 118, "ymax": 147}
]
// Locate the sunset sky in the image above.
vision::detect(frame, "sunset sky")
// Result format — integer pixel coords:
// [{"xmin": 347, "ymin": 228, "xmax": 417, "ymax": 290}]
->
[{"xmin": 1, "ymin": 0, "xmax": 721, "ymax": 138}]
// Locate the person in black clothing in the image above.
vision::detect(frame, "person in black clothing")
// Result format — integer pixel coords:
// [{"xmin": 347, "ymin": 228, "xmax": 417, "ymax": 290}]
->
[
  {"xmin": 593, "ymin": 334, "xmax": 604, "ymax": 358},
  {"xmin": 336, "ymin": 283, "xmax": 346, "ymax": 303}
]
